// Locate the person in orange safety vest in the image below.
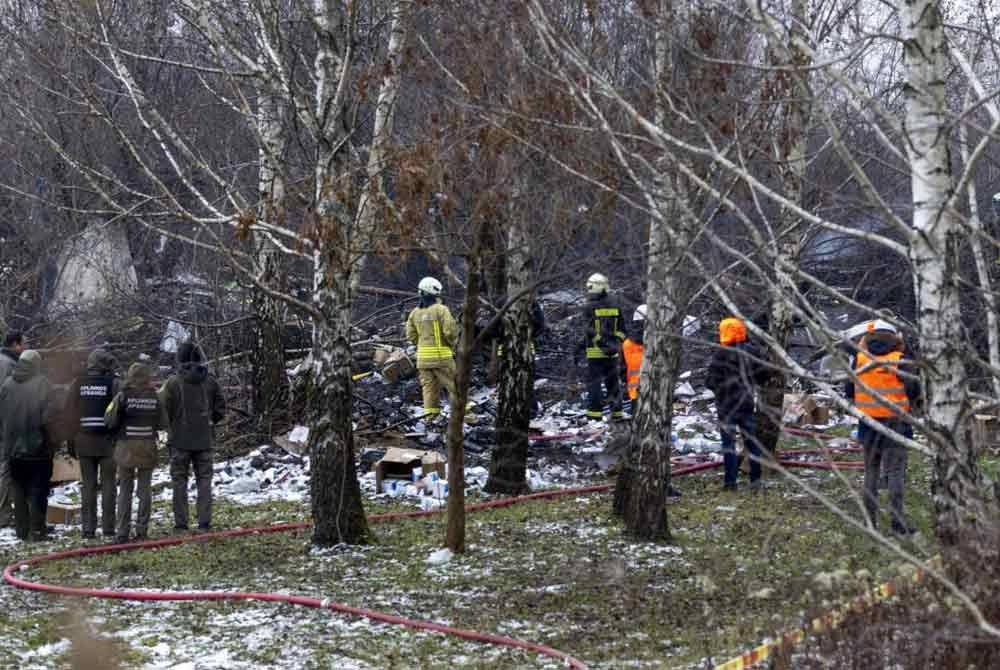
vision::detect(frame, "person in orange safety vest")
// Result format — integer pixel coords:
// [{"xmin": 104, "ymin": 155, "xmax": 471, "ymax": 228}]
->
[
  {"xmin": 621, "ymin": 304, "xmax": 646, "ymax": 404},
  {"xmin": 845, "ymin": 323, "xmax": 921, "ymax": 535}
]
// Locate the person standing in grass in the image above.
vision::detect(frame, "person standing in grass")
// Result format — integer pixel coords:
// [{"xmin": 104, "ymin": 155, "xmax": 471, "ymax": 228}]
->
[
  {"xmin": 845, "ymin": 324, "xmax": 921, "ymax": 535},
  {"xmin": 0, "ymin": 330, "xmax": 26, "ymax": 528},
  {"xmin": 0, "ymin": 350, "xmax": 57, "ymax": 541},
  {"xmin": 160, "ymin": 342, "xmax": 225, "ymax": 532},
  {"xmin": 706, "ymin": 316, "xmax": 765, "ymax": 492},
  {"xmin": 66, "ymin": 347, "xmax": 121, "ymax": 539},
  {"xmin": 106, "ymin": 362, "xmax": 168, "ymax": 543}
]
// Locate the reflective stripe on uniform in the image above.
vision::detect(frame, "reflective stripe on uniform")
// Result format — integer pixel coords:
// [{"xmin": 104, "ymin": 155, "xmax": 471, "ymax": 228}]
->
[
  {"xmin": 855, "ymin": 351, "xmax": 909, "ymax": 418},
  {"xmin": 588, "ymin": 306, "xmax": 623, "ymax": 359},
  {"xmin": 418, "ymin": 318, "xmax": 453, "ymax": 362}
]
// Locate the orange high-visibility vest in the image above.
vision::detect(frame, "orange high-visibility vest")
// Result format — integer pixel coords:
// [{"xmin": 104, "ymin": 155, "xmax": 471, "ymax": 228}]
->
[
  {"xmin": 622, "ymin": 338, "xmax": 644, "ymax": 400},
  {"xmin": 854, "ymin": 351, "xmax": 910, "ymax": 418}
]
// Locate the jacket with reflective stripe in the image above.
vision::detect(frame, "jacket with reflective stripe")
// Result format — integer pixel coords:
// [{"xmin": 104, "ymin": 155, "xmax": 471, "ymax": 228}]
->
[
  {"xmin": 622, "ymin": 338, "xmax": 643, "ymax": 400},
  {"xmin": 122, "ymin": 392, "xmax": 161, "ymax": 440},
  {"xmin": 78, "ymin": 375, "xmax": 114, "ymax": 434},
  {"xmin": 854, "ymin": 351, "xmax": 909, "ymax": 418},
  {"xmin": 583, "ymin": 299, "xmax": 626, "ymax": 359},
  {"xmin": 405, "ymin": 302, "xmax": 457, "ymax": 369}
]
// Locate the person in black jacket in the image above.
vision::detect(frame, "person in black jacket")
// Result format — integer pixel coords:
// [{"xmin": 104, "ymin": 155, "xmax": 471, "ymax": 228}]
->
[
  {"xmin": 66, "ymin": 348, "xmax": 120, "ymax": 539},
  {"xmin": 160, "ymin": 342, "xmax": 225, "ymax": 531},
  {"xmin": 578, "ymin": 274, "xmax": 626, "ymax": 421},
  {"xmin": 706, "ymin": 317, "xmax": 765, "ymax": 491}
]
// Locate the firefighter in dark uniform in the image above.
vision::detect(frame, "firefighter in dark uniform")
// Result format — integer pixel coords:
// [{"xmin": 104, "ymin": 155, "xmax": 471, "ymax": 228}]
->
[
  {"xmin": 67, "ymin": 348, "xmax": 120, "ymax": 538},
  {"xmin": 578, "ymin": 273, "xmax": 626, "ymax": 420}
]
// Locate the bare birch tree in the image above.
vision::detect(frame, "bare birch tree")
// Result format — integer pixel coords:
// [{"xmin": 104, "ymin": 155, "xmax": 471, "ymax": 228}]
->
[{"xmin": 0, "ymin": 0, "xmax": 419, "ymax": 545}]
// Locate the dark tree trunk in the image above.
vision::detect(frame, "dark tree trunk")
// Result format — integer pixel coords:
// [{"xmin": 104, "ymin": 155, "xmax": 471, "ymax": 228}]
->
[
  {"xmin": 446, "ymin": 223, "xmax": 487, "ymax": 553},
  {"xmin": 308, "ymin": 255, "xmax": 370, "ymax": 546},
  {"xmin": 753, "ymin": 336, "xmax": 786, "ymax": 470}
]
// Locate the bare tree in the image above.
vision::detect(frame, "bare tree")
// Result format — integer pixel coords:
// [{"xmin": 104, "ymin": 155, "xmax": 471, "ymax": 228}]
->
[{"xmin": 0, "ymin": 0, "xmax": 422, "ymax": 545}]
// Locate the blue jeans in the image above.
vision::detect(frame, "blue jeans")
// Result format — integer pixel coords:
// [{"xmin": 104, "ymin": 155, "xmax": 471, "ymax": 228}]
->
[{"xmin": 720, "ymin": 411, "xmax": 759, "ymax": 485}]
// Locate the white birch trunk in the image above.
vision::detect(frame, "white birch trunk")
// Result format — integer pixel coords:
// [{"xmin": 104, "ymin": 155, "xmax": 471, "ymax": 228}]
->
[
  {"xmin": 252, "ymin": 75, "xmax": 289, "ymax": 428},
  {"xmin": 486, "ymin": 215, "xmax": 535, "ymax": 495},
  {"xmin": 351, "ymin": 0, "xmax": 410, "ymax": 292},
  {"xmin": 307, "ymin": 0, "xmax": 370, "ymax": 546},
  {"xmin": 617, "ymin": 0, "xmax": 687, "ymax": 539},
  {"xmin": 900, "ymin": 0, "xmax": 984, "ymax": 544},
  {"xmin": 754, "ymin": 0, "xmax": 812, "ymax": 463}
]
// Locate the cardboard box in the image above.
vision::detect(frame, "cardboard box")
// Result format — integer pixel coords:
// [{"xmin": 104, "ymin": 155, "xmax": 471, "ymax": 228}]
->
[
  {"xmin": 50, "ymin": 455, "xmax": 82, "ymax": 483},
  {"xmin": 374, "ymin": 447, "xmax": 446, "ymax": 490},
  {"xmin": 372, "ymin": 346, "xmax": 393, "ymax": 367},
  {"xmin": 782, "ymin": 393, "xmax": 830, "ymax": 427},
  {"xmin": 380, "ymin": 349, "xmax": 415, "ymax": 384},
  {"xmin": 46, "ymin": 501, "xmax": 81, "ymax": 525}
]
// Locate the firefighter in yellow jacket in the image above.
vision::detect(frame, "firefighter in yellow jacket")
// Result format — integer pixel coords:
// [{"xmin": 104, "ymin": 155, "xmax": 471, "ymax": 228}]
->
[{"xmin": 406, "ymin": 277, "xmax": 458, "ymax": 419}]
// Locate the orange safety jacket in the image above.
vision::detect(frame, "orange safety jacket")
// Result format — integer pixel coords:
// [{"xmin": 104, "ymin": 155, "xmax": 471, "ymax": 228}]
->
[
  {"xmin": 622, "ymin": 338, "xmax": 644, "ymax": 401},
  {"xmin": 854, "ymin": 350, "xmax": 910, "ymax": 418}
]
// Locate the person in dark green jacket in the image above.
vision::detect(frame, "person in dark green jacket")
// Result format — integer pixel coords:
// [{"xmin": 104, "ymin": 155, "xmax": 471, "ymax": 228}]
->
[
  {"xmin": 106, "ymin": 362, "xmax": 168, "ymax": 543},
  {"xmin": 0, "ymin": 350, "xmax": 57, "ymax": 541},
  {"xmin": 0, "ymin": 330, "xmax": 25, "ymax": 528},
  {"xmin": 160, "ymin": 342, "xmax": 225, "ymax": 531}
]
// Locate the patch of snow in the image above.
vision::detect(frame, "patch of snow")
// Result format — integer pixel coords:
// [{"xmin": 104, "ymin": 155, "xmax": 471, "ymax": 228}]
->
[{"xmin": 426, "ymin": 548, "xmax": 453, "ymax": 565}]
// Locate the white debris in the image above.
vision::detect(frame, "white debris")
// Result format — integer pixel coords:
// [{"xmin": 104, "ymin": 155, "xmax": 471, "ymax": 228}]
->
[
  {"xmin": 288, "ymin": 426, "xmax": 309, "ymax": 443},
  {"xmin": 674, "ymin": 382, "xmax": 697, "ymax": 398},
  {"xmin": 426, "ymin": 548, "xmax": 453, "ymax": 565},
  {"xmin": 160, "ymin": 320, "xmax": 191, "ymax": 354},
  {"xmin": 682, "ymin": 315, "xmax": 701, "ymax": 337}
]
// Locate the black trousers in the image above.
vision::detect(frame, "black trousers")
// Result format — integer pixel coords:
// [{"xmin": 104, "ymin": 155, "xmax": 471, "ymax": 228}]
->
[
  {"xmin": 11, "ymin": 458, "xmax": 53, "ymax": 541},
  {"xmin": 586, "ymin": 358, "xmax": 622, "ymax": 418}
]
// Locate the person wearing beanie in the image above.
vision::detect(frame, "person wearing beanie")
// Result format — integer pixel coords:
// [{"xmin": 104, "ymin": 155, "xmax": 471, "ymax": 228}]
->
[
  {"xmin": 0, "ymin": 349, "xmax": 57, "ymax": 541},
  {"xmin": 66, "ymin": 347, "xmax": 121, "ymax": 539},
  {"xmin": 105, "ymin": 362, "xmax": 168, "ymax": 543},
  {"xmin": 159, "ymin": 341, "xmax": 225, "ymax": 531},
  {"xmin": 705, "ymin": 317, "xmax": 766, "ymax": 492}
]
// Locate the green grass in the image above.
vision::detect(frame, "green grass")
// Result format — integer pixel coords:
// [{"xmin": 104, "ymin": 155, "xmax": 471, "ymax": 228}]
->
[{"xmin": 0, "ymin": 453, "xmax": 947, "ymax": 670}]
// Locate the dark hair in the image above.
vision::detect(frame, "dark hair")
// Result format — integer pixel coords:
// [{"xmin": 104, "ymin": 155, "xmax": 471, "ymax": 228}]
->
[{"xmin": 3, "ymin": 331, "xmax": 23, "ymax": 348}]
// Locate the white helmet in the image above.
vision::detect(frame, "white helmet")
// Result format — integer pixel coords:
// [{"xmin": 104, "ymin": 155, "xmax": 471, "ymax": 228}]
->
[
  {"xmin": 418, "ymin": 276, "xmax": 443, "ymax": 296},
  {"xmin": 633, "ymin": 304, "xmax": 647, "ymax": 322},
  {"xmin": 585, "ymin": 273, "xmax": 609, "ymax": 295}
]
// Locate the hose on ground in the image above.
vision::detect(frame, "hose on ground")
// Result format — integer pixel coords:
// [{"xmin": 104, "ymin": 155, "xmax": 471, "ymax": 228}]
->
[{"xmin": 4, "ymin": 458, "xmax": 859, "ymax": 668}]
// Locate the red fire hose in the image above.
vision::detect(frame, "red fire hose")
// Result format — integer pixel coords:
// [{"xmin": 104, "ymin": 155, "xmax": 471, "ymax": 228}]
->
[{"xmin": 3, "ymin": 456, "xmax": 859, "ymax": 669}]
